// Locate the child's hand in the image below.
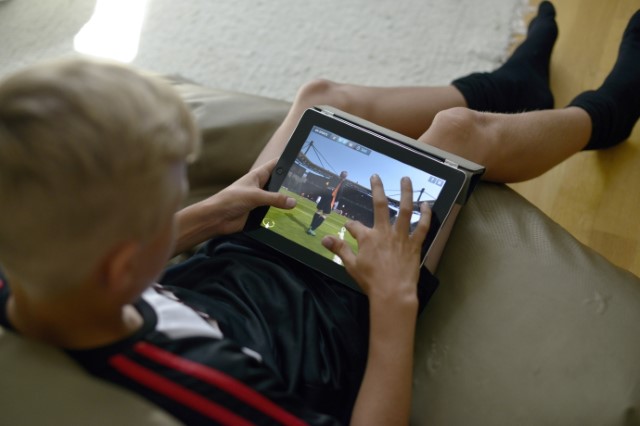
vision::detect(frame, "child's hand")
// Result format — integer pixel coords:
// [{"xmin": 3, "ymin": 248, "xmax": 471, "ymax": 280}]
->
[
  {"xmin": 321, "ymin": 175, "xmax": 431, "ymax": 306},
  {"xmin": 204, "ymin": 158, "xmax": 297, "ymax": 235},
  {"xmin": 174, "ymin": 159, "xmax": 295, "ymax": 253}
]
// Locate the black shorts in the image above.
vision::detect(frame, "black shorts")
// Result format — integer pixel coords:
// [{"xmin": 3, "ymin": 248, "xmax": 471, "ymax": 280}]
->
[{"xmin": 160, "ymin": 233, "xmax": 438, "ymax": 422}]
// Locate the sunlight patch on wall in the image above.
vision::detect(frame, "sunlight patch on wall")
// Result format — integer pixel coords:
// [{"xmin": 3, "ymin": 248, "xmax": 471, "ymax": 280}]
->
[{"xmin": 74, "ymin": 0, "xmax": 149, "ymax": 63}]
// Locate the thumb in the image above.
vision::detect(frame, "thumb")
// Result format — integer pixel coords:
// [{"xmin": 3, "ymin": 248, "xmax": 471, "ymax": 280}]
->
[{"xmin": 251, "ymin": 189, "xmax": 297, "ymax": 210}]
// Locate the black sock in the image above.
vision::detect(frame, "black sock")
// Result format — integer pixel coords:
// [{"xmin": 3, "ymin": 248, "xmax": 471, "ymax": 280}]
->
[
  {"xmin": 568, "ymin": 10, "xmax": 640, "ymax": 150},
  {"xmin": 452, "ymin": 1, "xmax": 558, "ymax": 113},
  {"xmin": 310, "ymin": 213, "xmax": 325, "ymax": 230}
]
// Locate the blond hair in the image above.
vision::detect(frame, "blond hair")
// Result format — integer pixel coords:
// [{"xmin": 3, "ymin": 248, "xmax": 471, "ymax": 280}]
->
[{"xmin": 0, "ymin": 58, "xmax": 200, "ymax": 297}]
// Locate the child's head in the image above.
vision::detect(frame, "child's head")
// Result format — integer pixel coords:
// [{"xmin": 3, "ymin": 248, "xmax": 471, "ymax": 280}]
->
[{"xmin": 0, "ymin": 58, "xmax": 200, "ymax": 300}]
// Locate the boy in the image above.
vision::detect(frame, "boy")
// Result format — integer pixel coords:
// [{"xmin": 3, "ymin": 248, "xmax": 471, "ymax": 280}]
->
[
  {"xmin": 1, "ymin": 2, "xmax": 639, "ymax": 424},
  {"xmin": 0, "ymin": 57, "xmax": 431, "ymax": 425}
]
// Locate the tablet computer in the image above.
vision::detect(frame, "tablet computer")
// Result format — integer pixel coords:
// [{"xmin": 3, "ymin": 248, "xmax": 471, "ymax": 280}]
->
[{"xmin": 244, "ymin": 106, "xmax": 483, "ymax": 292}]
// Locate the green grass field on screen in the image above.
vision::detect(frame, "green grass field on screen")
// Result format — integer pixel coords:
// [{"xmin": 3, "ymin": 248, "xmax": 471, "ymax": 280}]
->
[{"xmin": 261, "ymin": 189, "xmax": 358, "ymax": 263}]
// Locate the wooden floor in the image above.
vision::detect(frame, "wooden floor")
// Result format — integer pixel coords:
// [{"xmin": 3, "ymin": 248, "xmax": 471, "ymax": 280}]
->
[{"xmin": 508, "ymin": 0, "xmax": 640, "ymax": 277}]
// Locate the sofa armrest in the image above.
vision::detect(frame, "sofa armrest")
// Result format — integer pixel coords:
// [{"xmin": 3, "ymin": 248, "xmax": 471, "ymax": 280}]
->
[
  {"xmin": 0, "ymin": 327, "xmax": 182, "ymax": 426},
  {"xmin": 412, "ymin": 182, "xmax": 640, "ymax": 425}
]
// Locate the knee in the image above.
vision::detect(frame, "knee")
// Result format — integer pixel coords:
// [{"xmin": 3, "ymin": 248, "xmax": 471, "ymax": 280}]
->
[
  {"xmin": 430, "ymin": 107, "xmax": 482, "ymax": 141},
  {"xmin": 292, "ymin": 79, "xmax": 351, "ymax": 112},
  {"xmin": 420, "ymin": 107, "xmax": 493, "ymax": 166}
]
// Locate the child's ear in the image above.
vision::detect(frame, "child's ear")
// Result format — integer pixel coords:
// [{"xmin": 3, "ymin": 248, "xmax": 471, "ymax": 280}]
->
[{"xmin": 99, "ymin": 241, "xmax": 141, "ymax": 297}]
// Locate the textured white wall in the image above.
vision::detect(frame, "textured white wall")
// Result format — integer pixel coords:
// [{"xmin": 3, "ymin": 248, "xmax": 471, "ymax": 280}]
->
[{"xmin": 0, "ymin": 0, "xmax": 528, "ymax": 101}]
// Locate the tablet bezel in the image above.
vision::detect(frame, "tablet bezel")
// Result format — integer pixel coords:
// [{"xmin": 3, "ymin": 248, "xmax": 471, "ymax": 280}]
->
[{"xmin": 244, "ymin": 107, "xmax": 466, "ymax": 292}]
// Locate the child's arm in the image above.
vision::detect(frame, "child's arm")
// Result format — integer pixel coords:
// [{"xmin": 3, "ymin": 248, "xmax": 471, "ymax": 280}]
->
[
  {"xmin": 321, "ymin": 175, "xmax": 430, "ymax": 426},
  {"xmin": 173, "ymin": 158, "xmax": 296, "ymax": 254}
]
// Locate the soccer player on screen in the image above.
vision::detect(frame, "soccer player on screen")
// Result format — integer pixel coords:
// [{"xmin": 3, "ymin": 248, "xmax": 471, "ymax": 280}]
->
[{"xmin": 306, "ymin": 170, "xmax": 348, "ymax": 236}]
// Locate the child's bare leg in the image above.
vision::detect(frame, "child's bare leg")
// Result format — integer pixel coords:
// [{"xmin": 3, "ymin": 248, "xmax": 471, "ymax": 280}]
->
[
  {"xmin": 418, "ymin": 107, "xmax": 591, "ymax": 183},
  {"xmin": 252, "ymin": 82, "xmax": 466, "ymax": 168}
]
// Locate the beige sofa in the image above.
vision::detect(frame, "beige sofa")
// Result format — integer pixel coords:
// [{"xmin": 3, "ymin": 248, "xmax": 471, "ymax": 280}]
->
[{"xmin": 1, "ymin": 79, "xmax": 639, "ymax": 426}]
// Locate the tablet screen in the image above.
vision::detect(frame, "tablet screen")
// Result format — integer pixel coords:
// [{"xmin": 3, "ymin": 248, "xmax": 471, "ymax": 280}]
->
[{"xmin": 260, "ymin": 124, "xmax": 447, "ymax": 264}]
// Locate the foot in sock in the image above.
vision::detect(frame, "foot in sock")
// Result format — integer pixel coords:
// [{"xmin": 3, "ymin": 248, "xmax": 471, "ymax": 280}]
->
[
  {"xmin": 569, "ymin": 10, "xmax": 640, "ymax": 150},
  {"xmin": 452, "ymin": 1, "xmax": 558, "ymax": 113}
]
